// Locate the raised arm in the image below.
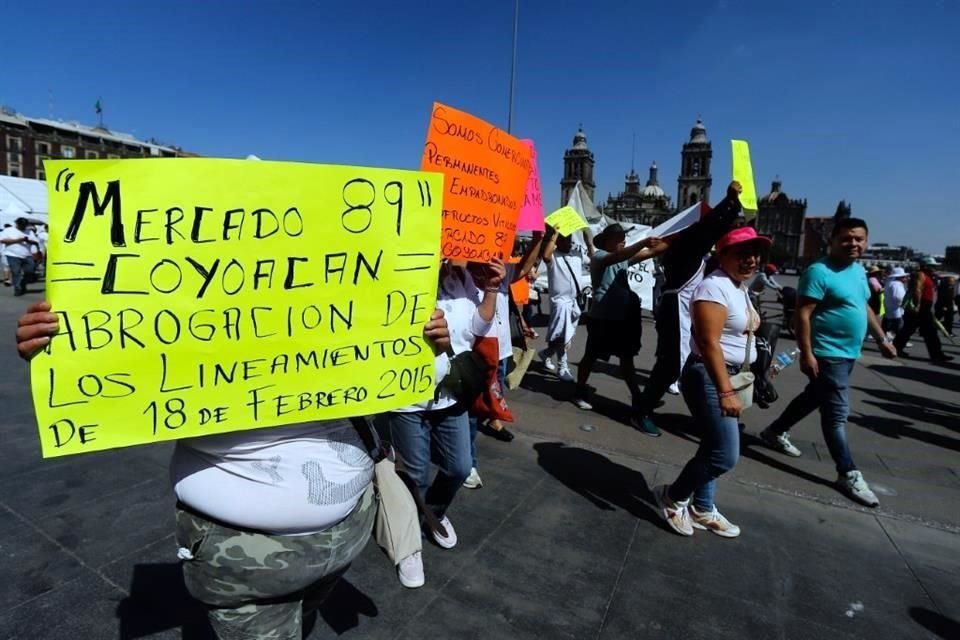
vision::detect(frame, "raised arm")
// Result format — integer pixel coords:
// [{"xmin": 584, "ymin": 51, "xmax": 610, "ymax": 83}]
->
[
  {"xmin": 597, "ymin": 236, "xmax": 664, "ymax": 267},
  {"xmin": 514, "ymin": 232, "xmax": 544, "ymax": 281},
  {"xmin": 541, "ymin": 227, "xmax": 559, "ymax": 263}
]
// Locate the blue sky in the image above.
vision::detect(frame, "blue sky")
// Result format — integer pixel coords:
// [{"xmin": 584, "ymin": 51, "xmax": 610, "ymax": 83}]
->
[{"xmin": 3, "ymin": 1, "xmax": 957, "ymax": 252}]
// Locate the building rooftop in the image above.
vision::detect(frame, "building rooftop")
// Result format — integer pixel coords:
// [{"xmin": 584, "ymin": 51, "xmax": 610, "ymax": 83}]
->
[{"xmin": 0, "ymin": 105, "xmax": 179, "ymax": 155}]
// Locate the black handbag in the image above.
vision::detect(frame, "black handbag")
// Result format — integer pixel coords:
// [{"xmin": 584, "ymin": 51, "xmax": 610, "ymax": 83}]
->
[
  {"xmin": 751, "ymin": 320, "xmax": 781, "ymax": 408},
  {"xmin": 438, "ymin": 351, "xmax": 488, "ymax": 406}
]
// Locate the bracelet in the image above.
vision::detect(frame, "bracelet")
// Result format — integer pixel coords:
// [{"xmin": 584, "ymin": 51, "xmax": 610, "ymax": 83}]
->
[
  {"xmin": 717, "ymin": 390, "xmax": 736, "ymax": 398},
  {"xmin": 484, "ymin": 288, "xmax": 500, "ymax": 293}
]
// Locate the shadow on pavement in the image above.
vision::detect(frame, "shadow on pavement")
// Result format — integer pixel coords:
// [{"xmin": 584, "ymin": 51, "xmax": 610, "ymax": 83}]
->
[
  {"xmin": 849, "ymin": 410, "xmax": 960, "ymax": 453},
  {"xmin": 116, "ymin": 564, "xmax": 377, "ymax": 639},
  {"xmin": 909, "ymin": 607, "xmax": 960, "ymax": 640},
  {"xmin": 520, "ymin": 368, "xmax": 577, "ymax": 402},
  {"xmin": 307, "ymin": 578, "xmax": 378, "ymax": 636},
  {"xmin": 533, "ymin": 442, "xmax": 663, "ymax": 529},
  {"xmin": 116, "ymin": 563, "xmax": 212, "ymax": 639},
  {"xmin": 739, "ymin": 432, "xmax": 836, "ymax": 489},
  {"xmin": 851, "ymin": 386, "xmax": 960, "ymax": 432},
  {"xmin": 868, "ymin": 364, "xmax": 960, "ymax": 392}
]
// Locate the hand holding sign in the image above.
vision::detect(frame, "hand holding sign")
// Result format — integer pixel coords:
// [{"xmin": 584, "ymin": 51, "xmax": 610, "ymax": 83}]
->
[{"xmin": 544, "ymin": 206, "xmax": 589, "ymax": 237}]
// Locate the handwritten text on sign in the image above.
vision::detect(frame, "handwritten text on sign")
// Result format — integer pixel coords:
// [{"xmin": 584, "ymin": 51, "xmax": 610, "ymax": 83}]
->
[
  {"xmin": 516, "ymin": 139, "xmax": 544, "ymax": 231},
  {"xmin": 421, "ymin": 102, "xmax": 531, "ymax": 262},
  {"xmin": 33, "ymin": 159, "xmax": 442, "ymax": 457}
]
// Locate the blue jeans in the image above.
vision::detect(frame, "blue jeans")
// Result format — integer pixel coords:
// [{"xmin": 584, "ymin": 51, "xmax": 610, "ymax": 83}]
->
[
  {"xmin": 668, "ymin": 361, "xmax": 740, "ymax": 511},
  {"xmin": 767, "ymin": 357, "xmax": 856, "ymax": 473},
  {"xmin": 387, "ymin": 405, "xmax": 471, "ymax": 519},
  {"xmin": 7, "ymin": 256, "xmax": 34, "ymax": 296}
]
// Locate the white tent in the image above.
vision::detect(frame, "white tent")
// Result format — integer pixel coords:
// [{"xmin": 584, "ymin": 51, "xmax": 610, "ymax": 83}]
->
[{"xmin": 0, "ymin": 175, "xmax": 49, "ymax": 226}]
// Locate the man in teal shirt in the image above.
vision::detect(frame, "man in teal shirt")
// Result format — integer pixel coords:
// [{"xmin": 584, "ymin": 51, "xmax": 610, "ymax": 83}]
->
[{"xmin": 761, "ymin": 217, "xmax": 896, "ymax": 507}]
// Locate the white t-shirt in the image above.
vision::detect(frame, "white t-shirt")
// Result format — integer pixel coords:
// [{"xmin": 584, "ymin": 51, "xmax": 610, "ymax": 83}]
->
[
  {"xmin": 480, "ymin": 264, "xmax": 515, "ymax": 361},
  {"xmin": 396, "ymin": 267, "xmax": 492, "ymax": 413},
  {"xmin": 547, "ymin": 253, "xmax": 582, "ymax": 302},
  {"xmin": 0, "ymin": 228, "xmax": 32, "ymax": 259},
  {"xmin": 172, "ymin": 420, "xmax": 373, "ymax": 535},
  {"xmin": 883, "ymin": 279, "xmax": 906, "ymax": 319},
  {"xmin": 690, "ymin": 269, "xmax": 758, "ymax": 366}
]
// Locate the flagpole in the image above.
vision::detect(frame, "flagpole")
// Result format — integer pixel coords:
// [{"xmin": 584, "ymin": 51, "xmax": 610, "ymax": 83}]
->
[{"xmin": 507, "ymin": 0, "xmax": 519, "ymax": 133}]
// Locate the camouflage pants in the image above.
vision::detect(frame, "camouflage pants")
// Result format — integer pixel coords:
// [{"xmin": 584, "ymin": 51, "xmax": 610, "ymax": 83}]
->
[{"xmin": 175, "ymin": 485, "xmax": 376, "ymax": 640}]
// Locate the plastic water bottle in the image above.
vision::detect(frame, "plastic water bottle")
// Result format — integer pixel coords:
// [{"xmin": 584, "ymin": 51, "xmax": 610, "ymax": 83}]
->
[{"xmin": 767, "ymin": 348, "xmax": 801, "ymax": 377}]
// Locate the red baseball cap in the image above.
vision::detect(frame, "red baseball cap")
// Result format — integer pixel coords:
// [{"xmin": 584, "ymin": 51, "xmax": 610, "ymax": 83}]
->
[{"xmin": 716, "ymin": 226, "xmax": 772, "ymax": 253}]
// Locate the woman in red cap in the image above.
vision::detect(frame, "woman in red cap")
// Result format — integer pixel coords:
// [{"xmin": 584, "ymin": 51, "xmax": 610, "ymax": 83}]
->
[{"xmin": 653, "ymin": 226, "xmax": 770, "ymax": 538}]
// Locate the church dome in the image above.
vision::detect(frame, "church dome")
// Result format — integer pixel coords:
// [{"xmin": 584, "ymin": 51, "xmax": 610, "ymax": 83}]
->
[
  {"xmin": 642, "ymin": 161, "xmax": 665, "ymax": 198},
  {"xmin": 761, "ymin": 178, "xmax": 785, "ymax": 203},
  {"xmin": 643, "ymin": 183, "xmax": 666, "ymax": 198},
  {"xmin": 572, "ymin": 126, "xmax": 589, "ymax": 150},
  {"xmin": 689, "ymin": 118, "xmax": 708, "ymax": 143}
]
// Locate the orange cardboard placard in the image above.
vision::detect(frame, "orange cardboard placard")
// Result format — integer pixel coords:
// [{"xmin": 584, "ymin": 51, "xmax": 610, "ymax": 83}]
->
[
  {"xmin": 510, "ymin": 278, "xmax": 530, "ymax": 305},
  {"xmin": 421, "ymin": 102, "xmax": 531, "ymax": 262}
]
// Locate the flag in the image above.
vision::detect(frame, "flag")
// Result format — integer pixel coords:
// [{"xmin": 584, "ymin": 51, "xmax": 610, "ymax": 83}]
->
[
  {"xmin": 95, "ymin": 98, "xmax": 102, "ymax": 115},
  {"xmin": 649, "ymin": 201, "xmax": 707, "ymax": 239}
]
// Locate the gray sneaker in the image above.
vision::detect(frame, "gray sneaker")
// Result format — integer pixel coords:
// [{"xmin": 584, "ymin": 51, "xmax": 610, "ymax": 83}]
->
[
  {"xmin": 837, "ymin": 470, "xmax": 879, "ymax": 507},
  {"xmin": 760, "ymin": 428, "xmax": 802, "ymax": 457}
]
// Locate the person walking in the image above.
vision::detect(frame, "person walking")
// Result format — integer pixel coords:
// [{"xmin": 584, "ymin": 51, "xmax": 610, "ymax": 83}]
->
[
  {"xmin": 760, "ymin": 217, "xmax": 896, "ymax": 507},
  {"xmin": 894, "ymin": 257, "xmax": 952, "ymax": 363},
  {"xmin": 882, "ymin": 267, "xmax": 909, "ymax": 337},
  {"xmin": 538, "ymin": 226, "xmax": 585, "ymax": 382},
  {"xmin": 387, "ymin": 260, "xmax": 499, "ymax": 585},
  {"xmin": 867, "ymin": 266, "xmax": 884, "ymax": 316},
  {"xmin": 573, "ymin": 225, "xmax": 664, "ymax": 419},
  {"xmin": 935, "ymin": 275, "xmax": 956, "ymax": 336},
  {"xmin": 0, "ymin": 218, "xmax": 38, "ymax": 296},
  {"xmin": 653, "ymin": 227, "xmax": 768, "ymax": 538},
  {"xmin": 633, "ymin": 182, "xmax": 744, "ymax": 436}
]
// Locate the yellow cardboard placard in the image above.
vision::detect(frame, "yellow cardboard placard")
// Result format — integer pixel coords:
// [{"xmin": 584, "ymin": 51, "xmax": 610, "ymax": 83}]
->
[
  {"xmin": 545, "ymin": 206, "xmax": 589, "ymax": 236},
  {"xmin": 33, "ymin": 159, "xmax": 443, "ymax": 457},
  {"xmin": 731, "ymin": 139, "xmax": 758, "ymax": 218}
]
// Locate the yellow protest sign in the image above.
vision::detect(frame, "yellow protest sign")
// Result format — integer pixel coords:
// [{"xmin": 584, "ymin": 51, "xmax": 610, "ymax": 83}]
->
[
  {"xmin": 33, "ymin": 159, "xmax": 443, "ymax": 457},
  {"xmin": 545, "ymin": 206, "xmax": 589, "ymax": 236},
  {"xmin": 731, "ymin": 139, "xmax": 758, "ymax": 218}
]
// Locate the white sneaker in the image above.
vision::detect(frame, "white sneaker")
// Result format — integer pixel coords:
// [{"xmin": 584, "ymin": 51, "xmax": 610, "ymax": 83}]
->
[
  {"xmin": 667, "ymin": 382, "xmax": 680, "ymax": 395},
  {"xmin": 689, "ymin": 505, "xmax": 741, "ymax": 538},
  {"xmin": 431, "ymin": 515, "xmax": 459, "ymax": 549},
  {"xmin": 837, "ymin": 470, "xmax": 879, "ymax": 507},
  {"xmin": 573, "ymin": 397, "xmax": 593, "ymax": 411},
  {"xmin": 397, "ymin": 551, "xmax": 425, "ymax": 588},
  {"xmin": 538, "ymin": 349, "xmax": 557, "ymax": 373},
  {"xmin": 653, "ymin": 484, "xmax": 693, "ymax": 536},
  {"xmin": 462, "ymin": 467, "xmax": 483, "ymax": 489},
  {"xmin": 557, "ymin": 367, "xmax": 576, "ymax": 383},
  {"xmin": 760, "ymin": 428, "xmax": 802, "ymax": 457}
]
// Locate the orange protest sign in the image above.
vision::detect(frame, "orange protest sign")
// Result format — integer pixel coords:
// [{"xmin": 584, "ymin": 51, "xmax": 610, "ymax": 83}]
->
[
  {"xmin": 510, "ymin": 278, "xmax": 530, "ymax": 305},
  {"xmin": 421, "ymin": 102, "xmax": 531, "ymax": 263}
]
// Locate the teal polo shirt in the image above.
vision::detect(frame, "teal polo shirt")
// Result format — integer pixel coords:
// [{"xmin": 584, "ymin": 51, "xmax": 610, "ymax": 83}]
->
[{"xmin": 799, "ymin": 259, "xmax": 870, "ymax": 359}]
